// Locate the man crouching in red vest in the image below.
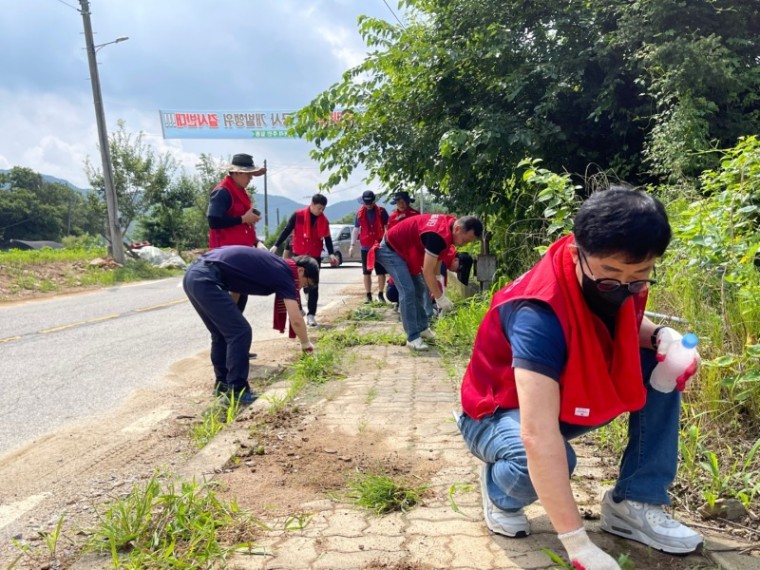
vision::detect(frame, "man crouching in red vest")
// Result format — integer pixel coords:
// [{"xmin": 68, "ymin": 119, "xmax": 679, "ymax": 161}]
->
[
  {"xmin": 374, "ymin": 213, "xmax": 483, "ymax": 350},
  {"xmin": 271, "ymin": 193, "xmax": 337, "ymax": 327},
  {"xmin": 456, "ymin": 188, "xmax": 701, "ymax": 569}
]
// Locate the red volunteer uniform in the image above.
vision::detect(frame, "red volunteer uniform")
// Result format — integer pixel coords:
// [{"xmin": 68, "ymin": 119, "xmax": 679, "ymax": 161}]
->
[
  {"xmin": 384, "ymin": 214, "xmax": 457, "ymax": 275},
  {"xmin": 208, "ymin": 176, "xmax": 258, "ymax": 249},
  {"xmin": 291, "ymin": 207, "xmax": 330, "ymax": 258},
  {"xmin": 461, "ymin": 235, "xmax": 647, "ymax": 426}
]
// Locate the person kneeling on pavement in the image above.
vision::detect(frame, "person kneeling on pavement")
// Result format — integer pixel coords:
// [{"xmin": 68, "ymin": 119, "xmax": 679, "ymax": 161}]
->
[
  {"xmin": 456, "ymin": 187, "xmax": 702, "ymax": 570},
  {"xmin": 183, "ymin": 246, "xmax": 318, "ymax": 405}
]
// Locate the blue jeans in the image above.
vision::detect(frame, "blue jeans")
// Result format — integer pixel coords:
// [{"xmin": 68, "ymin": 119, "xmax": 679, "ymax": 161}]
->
[
  {"xmin": 375, "ymin": 242, "xmax": 429, "ymax": 341},
  {"xmin": 458, "ymin": 350, "xmax": 680, "ymax": 510},
  {"xmin": 183, "ymin": 261, "xmax": 252, "ymax": 392}
]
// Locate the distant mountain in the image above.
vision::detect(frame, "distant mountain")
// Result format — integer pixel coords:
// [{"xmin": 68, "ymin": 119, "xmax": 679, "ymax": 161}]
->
[
  {"xmin": 0, "ymin": 169, "xmax": 89, "ymax": 194},
  {"xmin": 41, "ymin": 174, "xmax": 89, "ymax": 194}
]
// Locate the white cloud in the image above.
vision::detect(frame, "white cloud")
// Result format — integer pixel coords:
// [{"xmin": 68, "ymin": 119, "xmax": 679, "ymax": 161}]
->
[{"xmin": 0, "ymin": 0, "xmax": 400, "ymax": 201}]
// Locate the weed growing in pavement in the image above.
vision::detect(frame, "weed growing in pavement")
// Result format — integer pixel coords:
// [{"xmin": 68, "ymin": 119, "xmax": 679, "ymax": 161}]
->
[
  {"xmin": 290, "ymin": 346, "xmax": 342, "ymax": 385},
  {"xmin": 189, "ymin": 394, "xmax": 243, "ymax": 448},
  {"xmin": 320, "ymin": 325, "xmax": 405, "ymax": 349},
  {"xmin": 86, "ymin": 474, "xmax": 263, "ymax": 568},
  {"xmin": 365, "ymin": 386, "xmax": 378, "ymax": 404},
  {"xmin": 348, "ymin": 306, "xmax": 383, "ymax": 321},
  {"xmin": 283, "ymin": 512, "xmax": 314, "ymax": 531},
  {"xmin": 346, "ymin": 472, "xmax": 429, "ymax": 514},
  {"xmin": 446, "ymin": 483, "xmax": 473, "ymax": 516},
  {"xmin": 543, "ymin": 548, "xmax": 635, "ymax": 569}
]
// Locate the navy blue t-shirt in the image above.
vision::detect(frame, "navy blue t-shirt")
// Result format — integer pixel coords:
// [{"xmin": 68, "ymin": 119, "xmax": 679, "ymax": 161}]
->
[
  {"xmin": 202, "ymin": 246, "xmax": 298, "ymax": 300},
  {"xmin": 498, "ymin": 300, "xmax": 567, "ymax": 382}
]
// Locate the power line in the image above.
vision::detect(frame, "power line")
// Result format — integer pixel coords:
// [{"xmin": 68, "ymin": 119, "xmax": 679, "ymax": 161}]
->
[
  {"xmin": 380, "ymin": 0, "xmax": 404, "ymax": 27},
  {"xmin": 53, "ymin": 0, "xmax": 80, "ymax": 11}
]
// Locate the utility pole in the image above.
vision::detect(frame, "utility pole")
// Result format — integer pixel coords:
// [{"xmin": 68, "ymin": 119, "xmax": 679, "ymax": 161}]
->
[
  {"xmin": 263, "ymin": 159, "xmax": 269, "ymax": 238},
  {"xmin": 79, "ymin": 0, "xmax": 126, "ymax": 264}
]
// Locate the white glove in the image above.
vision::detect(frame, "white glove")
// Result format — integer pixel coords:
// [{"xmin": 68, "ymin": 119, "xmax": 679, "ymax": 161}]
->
[
  {"xmin": 301, "ymin": 341, "xmax": 315, "ymax": 353},
  {"xmin": 436, "ymin": 294, "xmax": 454, "ymax": 313},
  {"xmin": 558, "ymin": 528, "xmax": 620, "ymax": 570},
  {"xmin": 256, "ymin": 241, "xmax": 268, "ymax": 250},
  {"xmin": 269, "ymin": 245, "xmax": 278, "ymax": 254}
]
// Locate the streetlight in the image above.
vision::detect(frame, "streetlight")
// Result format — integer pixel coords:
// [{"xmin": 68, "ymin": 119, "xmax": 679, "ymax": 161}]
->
[
  {"xmin": 95, "ymin": 36, "xmax": 129, "ymax": 53},
  {"xmin": 79, "ymin": 0, "xmax": 126, "ymax": 264}
]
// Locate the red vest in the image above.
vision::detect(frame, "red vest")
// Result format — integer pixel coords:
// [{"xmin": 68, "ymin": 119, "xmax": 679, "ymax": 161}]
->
[
  {"xmin": 357, "ymin": 205, "xmax": 387, "ymax": 247},
  {"xmin": 292, "ymin": 207, "xmax": 330, "ymax": 257},
  {"xmin": 208, "ymin": 176, "xmax": 258, "ymax": 249},
  {"xmin": 385, "ymin": 214, "xmax": 457, "ymax": 275},
  {"xmin": 387, "ymin": 207, "xmax": 420, "ymax": 230},
  {"xmin": 460, "ymin": 235, "xmax": 647, "ymax": 426}
]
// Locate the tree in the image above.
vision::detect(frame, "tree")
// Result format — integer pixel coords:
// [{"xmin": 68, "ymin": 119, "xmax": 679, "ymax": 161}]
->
[
  {"xmin": 85, "ymin": 120, "xmax": 174, "ymax": 237},
  {"xmin": 0, "ymin": 167, "xmax": 103, "ymax": 242},
  {"xmin": 293, "ymin": 0, "xmax": 760, "ymax": 216}
]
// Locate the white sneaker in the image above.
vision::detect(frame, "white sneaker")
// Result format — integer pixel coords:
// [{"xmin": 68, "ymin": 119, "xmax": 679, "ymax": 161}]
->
[
  {"xmin": 600, "ymin": 490, "xmax": 703, "ymax": 554},
  {"xmin": 480, "ymin": 464, "xmax": 530, "ymax": 537},
  {"xmin": 306, "ymin": 314, "xmax": 318, "ymax": 327},
  {"xmin": 420, "ymin": 328, "xmax": 436, "ymax": 340},
  {"xmin": 406, "ymin": 337, "xmax": 429, "ymax": 351}
]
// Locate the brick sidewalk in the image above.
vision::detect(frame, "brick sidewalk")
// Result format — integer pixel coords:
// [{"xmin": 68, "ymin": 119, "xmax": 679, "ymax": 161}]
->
[{"xmin": 212, "ymin": 308, "xmax": 754, "ymax": 570}]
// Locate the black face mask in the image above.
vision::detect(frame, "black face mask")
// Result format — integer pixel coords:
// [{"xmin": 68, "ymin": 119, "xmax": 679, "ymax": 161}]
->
[{"xmin": 580, "ymin": 272, "xmax": 634, "ymax": 318}]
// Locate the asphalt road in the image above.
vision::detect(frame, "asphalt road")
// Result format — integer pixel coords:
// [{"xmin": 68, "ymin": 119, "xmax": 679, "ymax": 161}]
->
[{"xmin": 0, "ymin": 263, "xmax": 363, "ymax": 456}]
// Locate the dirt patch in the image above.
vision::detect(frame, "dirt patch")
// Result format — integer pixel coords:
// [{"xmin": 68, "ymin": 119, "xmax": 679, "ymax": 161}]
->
[{"xmin": 216, "ymin": 405, "xmax": 441, "ymax": 521}]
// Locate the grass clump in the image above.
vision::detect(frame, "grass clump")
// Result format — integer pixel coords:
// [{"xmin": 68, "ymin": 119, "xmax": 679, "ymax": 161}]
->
[
  {"xmin": 320, "ymin": 325, "xmax": 405, "ymax": 349},
  {"xmin": 346, "ymin": 472, "xmax": 428, "ymax": 514},
  {"xmin": 189, "ymin": 394, "xmax": 244, "ymax": 449},
  {"xmin": 348, "ymin": 306, "xmax": 383, "ymax": 321},
  {"xmin": 87, "ymin": 474, "xmax": 260, "ymax": 568}
]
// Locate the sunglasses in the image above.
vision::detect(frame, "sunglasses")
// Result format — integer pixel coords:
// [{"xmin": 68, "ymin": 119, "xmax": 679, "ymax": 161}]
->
[{"xmin": 578, "ymin": 250, "xmax": 657, "ymax": 293}]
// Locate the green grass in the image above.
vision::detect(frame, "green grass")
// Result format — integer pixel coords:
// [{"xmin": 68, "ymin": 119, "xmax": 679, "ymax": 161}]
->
[
  {"xmin": 345, "ymin": 472, "xmax": 428, "ymax": 514},
  {"xmin": 0, "ymin": 247, "xmax": 184, "ymax": 300},
  {"xmin": 86, "ymin": 474, "xmax": 262, "ymax": 568},
  {"xmin": 347, "ymin": 306, "xmax": 384, "ymax": 321},
  {"xmin": 189, "ymin": 394, "xmax": 244, "ymax": 448}
]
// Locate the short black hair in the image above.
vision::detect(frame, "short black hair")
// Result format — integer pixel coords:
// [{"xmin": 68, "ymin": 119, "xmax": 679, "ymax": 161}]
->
[
  {"xmin": 293, "ymin": 255, "xmax": 320, "ymax": 284},
  {"xmin": 457, "ymin": 216, "xmax": 484, "ymax": 239},
  {"xmin": 311, "ymin": 193, "xmax": 328, "ymax": 206},
  {"xmin": 574, "ymin": 186, "xmax": 671, "ymax": 262}
]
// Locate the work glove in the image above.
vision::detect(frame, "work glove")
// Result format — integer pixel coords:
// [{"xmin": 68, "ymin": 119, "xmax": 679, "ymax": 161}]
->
[
  {"xmin": 269, "ymin": 245, "xmax": 278, "ymax": 254},
  {"xmin": 436, "ymin": 294, "xmax": 454, "ymax": 313},
  {"xmin": 655, "ymin": 327, "xmax": 700, "ymax": 391},
  {"xmin": 301, "ymin": 341, "xmax": 315, "ymax": 353},
  {"xmin": 558, "ymin": 528, "xmax": 620, "ymax": 570}
]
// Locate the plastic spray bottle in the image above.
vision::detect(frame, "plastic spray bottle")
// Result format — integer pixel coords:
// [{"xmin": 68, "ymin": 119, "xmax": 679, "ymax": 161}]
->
[{"xmin": 650, "ymin": 333, "xmax": 699, "ymax": 393}]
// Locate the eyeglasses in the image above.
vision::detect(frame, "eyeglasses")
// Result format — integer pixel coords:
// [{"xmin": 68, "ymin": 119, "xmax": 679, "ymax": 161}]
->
[{"xmin": 578, "ymin": 250, "xmax": 657, "ymax": 293}]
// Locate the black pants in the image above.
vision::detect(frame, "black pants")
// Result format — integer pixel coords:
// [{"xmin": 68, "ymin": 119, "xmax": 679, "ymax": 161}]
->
[
  {"xmin": 183, "ymin": 261, "xmax": 251, "ymax": 392},
  {"xmin": 304, "ymin": 257, "xmax": 322, "ymax": 316}
]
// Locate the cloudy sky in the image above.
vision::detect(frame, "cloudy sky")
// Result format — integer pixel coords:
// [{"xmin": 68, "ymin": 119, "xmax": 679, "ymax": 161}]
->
[{"xmin": 0, "ymin": 0, "xmax": 404, "ymax": 203}]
